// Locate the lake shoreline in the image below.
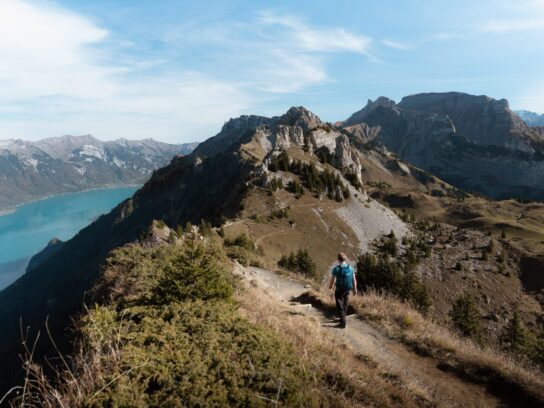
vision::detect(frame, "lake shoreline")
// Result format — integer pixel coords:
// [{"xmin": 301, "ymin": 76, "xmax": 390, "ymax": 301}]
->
[
  {"xmin": 0, "ymin": 183, "xmax": 141, "ymax": 217},
  {"xmin": 0, "ymin": 186, "xmax": 139, "ymax": 291}
]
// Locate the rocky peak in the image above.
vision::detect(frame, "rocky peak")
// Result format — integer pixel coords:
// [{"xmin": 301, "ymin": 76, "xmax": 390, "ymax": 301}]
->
[
  {"xmin": 194, "ymin": 115, "xmax": 271, "ymax": 158},
  {"xmin": 343, "ymin": 97, "xmax": 396, "ymax": 126},
  {"xmin": 277, "ymin": 106, "xmax": 323, "ymax": 132},
  {"xmin": 221, "ymin": 115, "xmax": 271, "ymax": 134}
]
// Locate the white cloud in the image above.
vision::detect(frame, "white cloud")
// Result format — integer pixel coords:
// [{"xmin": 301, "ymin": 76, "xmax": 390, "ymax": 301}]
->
[
  {"xmin": 0, "ymin": 2, "xmax": 373, "ymax": 143},
  {"xmin": 177, "ymin": 11, "xmax": 375, "ymax": 93},
  {"xmin": 0, "ymin": 0, "xmax": 116, "ymax": 100},
  {"xmin": 0, "ymin": 0, "xmax": 254, "ymax": 142},
  {"xmin": 381, "ymin": 39, "xmax": 414, "ymax": 50},
  {"xmin": 482, "ymin": 18, "xmax": 544, "ymax": 32},
  {"xmin": 257, "ymin": 12, "xmax": 372, "ymax": 55}
]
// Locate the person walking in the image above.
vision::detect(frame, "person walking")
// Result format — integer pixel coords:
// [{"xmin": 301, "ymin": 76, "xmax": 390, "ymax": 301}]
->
[{"xmin": 328, "ymin": 253, "xmax": 357, "ymax": 328}]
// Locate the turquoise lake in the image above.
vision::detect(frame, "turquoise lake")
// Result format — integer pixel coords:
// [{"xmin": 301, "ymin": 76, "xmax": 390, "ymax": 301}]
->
[{"xmin": 0, "ymin": 187, "xmax": 138, "ymax": 291}]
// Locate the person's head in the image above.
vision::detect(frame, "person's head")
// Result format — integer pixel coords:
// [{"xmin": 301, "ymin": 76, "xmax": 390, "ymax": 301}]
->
[{"xmin": 337, "ymin": 252, "xmax": 347, "ymax": 263}]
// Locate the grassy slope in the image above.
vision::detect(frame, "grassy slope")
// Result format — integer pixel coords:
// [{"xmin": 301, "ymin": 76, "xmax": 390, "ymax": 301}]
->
[
  {"xmin": 223, "ymin": 143, "xmax": 543, "ymax": 343},
  {"xmin": 9, "ymin": 237, "xmax": 431, "ymax": 407}
]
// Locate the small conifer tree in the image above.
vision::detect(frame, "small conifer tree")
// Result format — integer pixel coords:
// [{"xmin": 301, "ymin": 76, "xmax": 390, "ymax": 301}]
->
[
  {"xmin": 501, "ymin": 310, "xmax": 530, "ymax": 354},
  {"xmin": 450, "ymin": 292, "xmax": 481, "ymax": 338}
]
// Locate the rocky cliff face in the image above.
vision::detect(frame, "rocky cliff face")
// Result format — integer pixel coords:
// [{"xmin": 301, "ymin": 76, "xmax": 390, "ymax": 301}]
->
[
  {"xmin": 345, "ymin": 92, "xmax": 544, "ymax": 201},
  {"xmin": 0, "ymin": 135, "xmax": 197, "ymax": 210},
  {"xmin": 398, "ymin": 92, "xmax": 543, "ymax": 153},
  {"xmin": 343, "ymin": 96, "xmax": 396, "ymax": 127}
]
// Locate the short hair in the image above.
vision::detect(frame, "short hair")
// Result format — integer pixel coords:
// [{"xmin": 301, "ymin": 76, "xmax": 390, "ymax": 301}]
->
[{"xmin": 337, "ymin": 252, "xmax": 346, "ymax": 262}]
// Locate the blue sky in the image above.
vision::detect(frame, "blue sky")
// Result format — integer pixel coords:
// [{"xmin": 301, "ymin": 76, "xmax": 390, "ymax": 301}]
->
[{"xmin": 0, "ymin": 0, "xmax": 543, "ymax": 143}]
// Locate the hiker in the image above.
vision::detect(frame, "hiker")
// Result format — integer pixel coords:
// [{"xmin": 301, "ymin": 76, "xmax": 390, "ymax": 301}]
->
[{"xmin": 328, "ymin": 253, "xmax": 357, "ymax": 328}]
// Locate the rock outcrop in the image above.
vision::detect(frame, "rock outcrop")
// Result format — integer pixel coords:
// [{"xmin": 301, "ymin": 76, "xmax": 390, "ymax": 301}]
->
[
  {"xmin": 398, "ymin": 92, "xmax": 543, "ymax": 153},
  {"xmin": 343, "ymin": 96, "xmax": 396, "ymax": 126},
  {"xmin": 345, "ymin": 92, "xmax": 544, "ymax": 201}
]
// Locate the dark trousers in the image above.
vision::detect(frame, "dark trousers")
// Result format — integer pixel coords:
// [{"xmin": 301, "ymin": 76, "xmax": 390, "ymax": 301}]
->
[{"xmin": 335, "ymin": 290, "xmax": 350, "ymax": 326}]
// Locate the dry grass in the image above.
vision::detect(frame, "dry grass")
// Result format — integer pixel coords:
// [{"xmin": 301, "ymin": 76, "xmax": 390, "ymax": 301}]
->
[
  {"xmin": 308, "ymin": 289, "xmax": 544, "ymax": 406},
  {"xmin": 235, "ymin": 282, "xmax": 434, "ymax": 408},
  {"xmin": 4, "ymin": 311, "xmax": 128, "ymax": 408}
]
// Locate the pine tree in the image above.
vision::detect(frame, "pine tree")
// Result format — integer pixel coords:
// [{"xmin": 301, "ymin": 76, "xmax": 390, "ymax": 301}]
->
[
  {"xmin": 501, "ymin": 310, "xmax": 529, "ymax": 354},
  {"xmin": 383, "ymin": 230, "xmax": 398, "ymax": 256},
  {"xmin": 486, "ymin": 239, "xmax": 495, "ymax": 254},
  {"xmin": 450, "ymin": 292, "xmax": 481, "ymax": 338},
  {"xmin": 295, "ymin": 249, "xmax": 317, "ymax": 278},
  {"xmin": 356, "ymin": 253, "xmax": 377, "ymax": 292}
]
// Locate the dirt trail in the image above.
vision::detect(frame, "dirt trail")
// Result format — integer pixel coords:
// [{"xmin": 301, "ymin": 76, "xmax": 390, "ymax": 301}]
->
[{"xmin": 237, "ymin": 266, "xmax": 506, "ymax": 408}]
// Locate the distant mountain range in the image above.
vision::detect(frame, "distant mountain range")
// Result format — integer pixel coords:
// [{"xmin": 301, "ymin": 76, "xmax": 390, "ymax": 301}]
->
[
  {"xmin": 344, "ymin": 92, "xmax": 544, "ymax": 200},
  {"xmin": 516, "ymin": 110, "xmax": 544, "ymax": 127},
  {"xmin": 0, "ymin": 135, "xmax": 198, "ymax": 210}
]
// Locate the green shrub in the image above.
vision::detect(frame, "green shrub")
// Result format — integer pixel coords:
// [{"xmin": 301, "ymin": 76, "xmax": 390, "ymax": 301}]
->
[
  {"xmin": 225, "ymin": 233, "xmax": 255, "ymax": 251},
  {"xmin": 84, "ymin": 301, "xmax": 311, "ymax": 407},
  {"xmin": 55, "ymin": 241, "xmax": 317, "ymax": 407},
  {"xmin": 400, "ymin": 269, "xmax": 432, "ymax": 313},
  {"xmin": 278, "ymin": 249, "xmax": 318, "ymax": 279},
  {"xmin": 271, "ymin": 207, "xmax": 290, "ymax": 219},
  {"xmin": 287, "ymin": 180, "xmax": 304, "ymax": 198},
  {"xmin": 356, "ymin": 252, "xmax": 431, "ymax": 313},
  {"xmin": 223, "ymin": 234, "xmax": 262, "ymax": 266},
  {"xmin": 152, "ymin": 241, "xmax": 233, "ymax": 304},
  {"xmin": 382, "ymin": 231, "xmax": 398, "ymax": 256},
  {"xmin": 225, "ymin": 245, "xmax": 252, "ymax": 266},
  {"xmin": 450, "ymin": 292, "xmax": 481, "ymax": 339},
  {"xmin": 269, "ymin": 177, "xmax": 284, "ymax": 192},
  {"xmin": 269, "ymin": 150, "xmax": 290, "ymax": 172}
]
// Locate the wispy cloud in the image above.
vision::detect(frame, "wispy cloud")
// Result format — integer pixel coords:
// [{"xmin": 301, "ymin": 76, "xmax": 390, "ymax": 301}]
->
[
  {"xmin": 257, "ymin": 11, "xmax": 372, "ymax": 55},
  {"xmin": 482, "ymin": 18, "xmax": 544, "ymax": 32},
  {"xmin": 381, "ymin": 39, "xmax": 414, "ymax": 50},
  {"xmin": 162, "ymin": 11, "xmax": 376, "ymax": 93},
  {"xmin": 480, "ymin": 0, "xmax": 544, "ymax": 33}
]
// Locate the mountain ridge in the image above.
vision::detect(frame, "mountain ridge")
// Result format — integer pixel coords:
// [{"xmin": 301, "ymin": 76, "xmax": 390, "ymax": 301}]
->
[{"xmin": 0, "ymin": 135, "xmax": 198, "ymax": 210}]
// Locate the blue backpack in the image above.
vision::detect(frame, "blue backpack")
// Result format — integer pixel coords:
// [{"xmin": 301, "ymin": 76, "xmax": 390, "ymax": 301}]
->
[{"xmin": 334, "ymin": 264, "xmax": 354, "ymax": 291}]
